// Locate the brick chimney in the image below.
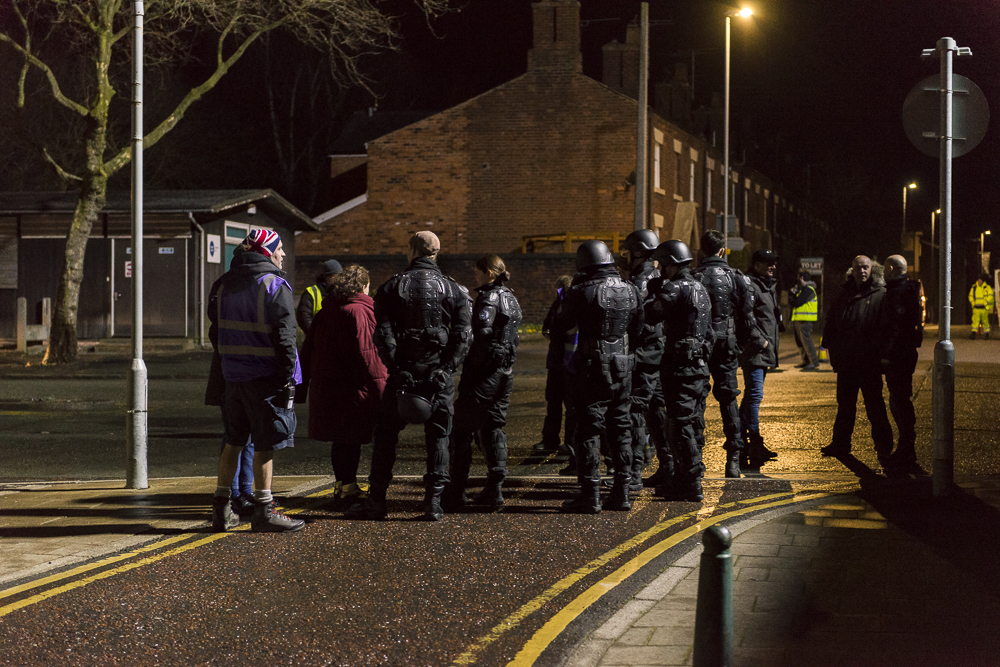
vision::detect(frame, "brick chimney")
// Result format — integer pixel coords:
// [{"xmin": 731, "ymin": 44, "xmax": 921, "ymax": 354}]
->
[
  {"xmin": 601, "ymin": 21, "xmax": 639, "ymax": 98},
  {"xmin": 528, "ymin": 1, "xmax": 582, "ymax": 72},
  {"xmin": 655, "ymin": 62, "xmax": 693, "ymax": 128}
]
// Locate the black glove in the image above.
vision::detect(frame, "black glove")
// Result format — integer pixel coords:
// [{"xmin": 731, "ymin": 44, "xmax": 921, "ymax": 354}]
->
[
  {"xmin": 430, "ymin": 368, "xmax": 451, "ymax": 388},
  {"xmin": 277, "ymin": 382, "xmax": 296, "ymax": 409}
]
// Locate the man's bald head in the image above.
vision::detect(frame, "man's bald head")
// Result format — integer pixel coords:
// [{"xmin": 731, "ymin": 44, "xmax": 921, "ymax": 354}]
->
[
  {"xmin": 884, "ymin": 255, "xmax": 907, "ymax": 280},
  {"xmin": 851, "ymin": 255, "xmax": 872, "ymax": 286}
]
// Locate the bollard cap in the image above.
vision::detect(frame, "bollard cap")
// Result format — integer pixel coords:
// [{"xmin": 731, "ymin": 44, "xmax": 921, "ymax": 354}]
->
[{"xmin": 702, "ymin": 525, "xmax": 733, "ymax": 555}]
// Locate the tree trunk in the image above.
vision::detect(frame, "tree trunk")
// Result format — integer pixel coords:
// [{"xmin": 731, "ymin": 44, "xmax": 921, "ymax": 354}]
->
[{"xmin": 45, "ymin": 173, "xmax": 108, "ymax": 364}]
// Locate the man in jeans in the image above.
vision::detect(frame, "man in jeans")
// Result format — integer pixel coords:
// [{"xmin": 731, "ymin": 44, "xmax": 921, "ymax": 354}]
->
[
  {"xmin": 209, "ymin": 230, "xmax": 305, "ymax": 533},
  {"xmin": 738, "ymin": 249, "xmax": 779, "ymax": 468}
]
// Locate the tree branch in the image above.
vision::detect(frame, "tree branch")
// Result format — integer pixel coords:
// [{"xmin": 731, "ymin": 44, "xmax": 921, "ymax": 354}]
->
[
  {"xmin": 0, "ymin": 33, "xmax": 89, "ymax": 116},
  {"xmin": 43, "ymin": 147, "xmax": 83, "ymax": 182}
]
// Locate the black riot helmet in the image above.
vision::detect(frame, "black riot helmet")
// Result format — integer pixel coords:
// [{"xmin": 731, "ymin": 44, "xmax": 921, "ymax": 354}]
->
[
  {"xmin": 623, "ymin": 229, "xmax": 660, "ymax": 255},
  {"xmin": 576, "ymin": 240, "xmax": 614, "ymax": 270},
  {"xmin": 651, "ymin": 240, "xmax": 693, "ymax": 267},
  {"xmin": 397, "ymin": 389, "xmax": 433, "ymax": 424}
]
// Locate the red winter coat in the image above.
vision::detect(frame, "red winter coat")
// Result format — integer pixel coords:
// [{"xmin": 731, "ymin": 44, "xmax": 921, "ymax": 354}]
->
[{"xmin": 301, "ymin": 292, "xmax": 387, "ymax": 444}]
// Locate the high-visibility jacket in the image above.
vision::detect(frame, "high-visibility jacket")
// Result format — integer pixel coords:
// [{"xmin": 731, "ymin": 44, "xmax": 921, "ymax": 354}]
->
[
  {"xmin": 306, "ymin": 284, "xmax": 324, "ymax": 315},
  {"xmin": 790, "ymin": 283, "xmax": 818, "ymax": 322},
  {"xmin": 969, "ymin": 281, "xmax": 994, "ymax": 310}
]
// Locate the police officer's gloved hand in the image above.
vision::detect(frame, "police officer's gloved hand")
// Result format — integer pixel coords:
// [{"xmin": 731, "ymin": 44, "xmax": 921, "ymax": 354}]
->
[
  {"xmin": 398, "ymin": 371, "xmax": 414, "ymax": 388},
  {"xmin": 430, "ymin": 368, "xmax": 451, "ymax": 388},
  {"xmin": 278, "ymin": 381, "xmax": 296, "ymax": 409}
]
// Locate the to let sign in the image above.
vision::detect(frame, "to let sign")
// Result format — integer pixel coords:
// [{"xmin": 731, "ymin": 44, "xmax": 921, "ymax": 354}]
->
[
  {"xmin": 799, "ymin": 257, "xmax": 823, "ymax": 274},
  {"xmin": 125, "ymin": 261, "xmax": 132, "ymax": 278}
]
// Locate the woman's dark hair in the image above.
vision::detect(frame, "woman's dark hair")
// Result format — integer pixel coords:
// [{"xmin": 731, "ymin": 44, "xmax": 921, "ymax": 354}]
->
[
  {"xmin": 476, "ymin": 254, "xmax": 510, "ymax": 284},
  {"xmin": 327, "ymin": 264, "xmax": 370, "ymax": 300}
]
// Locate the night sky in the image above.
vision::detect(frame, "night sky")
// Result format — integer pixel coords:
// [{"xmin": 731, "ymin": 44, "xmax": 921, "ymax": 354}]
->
[{"xmin": 380, "ymin": 0, "xmax": 1000, "ymax": 266}]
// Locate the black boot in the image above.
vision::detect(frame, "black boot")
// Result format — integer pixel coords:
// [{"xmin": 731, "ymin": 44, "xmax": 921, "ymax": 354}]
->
[
  {"xmin": 471, "ymin": 476, "xmax": 504, "ymax": 511},
  {"xmin": 725, "ymin": 449, "xmax": 742, "ymax": 478},
  {"xmin": 346, "ymin": 488, "xmax": 388, "ymax": 520},
  {"xmin": 560, "ymin": 483, "xmax": 601, "ymax": 514},
  {"xmin": 660, "ymin": 477, "xmax": 704, "ymax": 502},
  {"xmin": 440, "ymin": 484, "xmax": 467, "ymax": 512},
  {"xmin": 423, "ymin": 484, "xmax": 445, "ymax": 521},
  {"xmin": 747, "ymin": 435, "xmax": 777, "ymax": 464},
  {"xmin": 602, "ymin": 481, "xmax": 632, "ymax": 511}
]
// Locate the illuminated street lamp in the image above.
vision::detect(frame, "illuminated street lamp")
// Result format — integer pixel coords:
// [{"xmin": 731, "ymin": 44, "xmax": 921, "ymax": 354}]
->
[
  {"xmin": 723, "ymin": 7, "xmax": 752, "ymax": 241},
  {"xmin": 982, "ymin": 230, "xmax": 992, "ymax": 272},
  {"xmin": 902, "ymin": 181, "xmax": 917, "ymax": 244}
]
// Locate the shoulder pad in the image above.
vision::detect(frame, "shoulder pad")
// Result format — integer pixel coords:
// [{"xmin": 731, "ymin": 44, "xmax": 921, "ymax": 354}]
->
[{"xmin": 485, "ymin": 290, "xmax": 500, "ymax": 303}]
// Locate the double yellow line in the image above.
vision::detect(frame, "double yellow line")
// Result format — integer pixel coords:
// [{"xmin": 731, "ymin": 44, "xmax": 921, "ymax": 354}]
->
[{"xmin": 453, "ymin": 491, "xmax": 828, "ymax": 666}]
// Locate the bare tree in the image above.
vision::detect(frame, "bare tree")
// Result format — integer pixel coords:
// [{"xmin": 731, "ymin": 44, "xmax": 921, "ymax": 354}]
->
[{"xmin": 0, "ymin": 0, "xmax": 450, "ymax": 363}]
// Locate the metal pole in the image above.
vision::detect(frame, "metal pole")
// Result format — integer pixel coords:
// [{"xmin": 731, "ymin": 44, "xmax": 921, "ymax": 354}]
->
[
  {"xmin": 126, "ymin": 0, "xmax": 148, "ymax": 490},
  {"xmin": 902, "ymin": 185, "xmax": 907, "ymax": 245},
  {"xmin": 932, "ymin": 37, "xmax": 957, "ymax": 498},
  {"xmin": 634, "ymin": 3, "xmax": 649, "ymax": 232},
  {"xmin": 723, "ymin": 14, "xmax": 730, "ymax": 248},
  {"xmin": 693, "ymin": 526, "xmax": 734, "ymax": 667}
]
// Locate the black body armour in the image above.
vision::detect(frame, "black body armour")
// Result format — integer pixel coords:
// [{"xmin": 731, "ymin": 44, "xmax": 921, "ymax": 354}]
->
[
  {"xmin": 468, "ymin": 284, "xmax": 522, "ymax": 371},
  {"xmin": 694, "ymin": 264, "xmax": 736, "ymax": 339},
  {"xmin": 396, "ymin": 269, "xmax": 450, "ymax": 364},
  {"xmin": 630, "ymin": 262, "xmax": 664, "ymax": 367}
]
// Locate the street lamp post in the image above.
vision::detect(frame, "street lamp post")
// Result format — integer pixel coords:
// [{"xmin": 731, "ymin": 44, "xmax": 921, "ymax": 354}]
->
[
  {"xmin": 981, "ymin": 230, "xmax": 992, "ymax": 273},
  {"xmin": 902, "ymin": 181, "xmax": 917, "ymax": 245},
  {"xmin": 931, "ymin": 208, "xmax": 940, "ymax": 322},
  {"xmin": 723, "ymin": 7, "xmax": 752, "ymax": 246}
]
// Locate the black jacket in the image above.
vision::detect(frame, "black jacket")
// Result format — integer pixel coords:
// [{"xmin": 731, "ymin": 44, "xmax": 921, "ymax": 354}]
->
[
  {"xmin": 738, "ymin": 268, "xmax": 780, "ymax": 369},
  {"xmin": 628, "ymin": 261, "xmax": 665, "ymax": 368},
  {"xmin": 881, "ymin": 276, "xmax": 923, "ymax": 361},
  {"xmin": 822, "ymin": 277, "xmax": 885, "ymax": 371},
  {"xmin": 691, "ymin": 255, "xmax": 766, "ymax": 357},
  {"xmin": 542, "ymin": 290, "xmax": 568, "ymax": 369}
]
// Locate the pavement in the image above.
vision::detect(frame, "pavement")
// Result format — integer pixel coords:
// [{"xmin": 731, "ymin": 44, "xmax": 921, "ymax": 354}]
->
[{"xmin": 2, "ymin": 325, "xmax": 999, "ymax": 665}]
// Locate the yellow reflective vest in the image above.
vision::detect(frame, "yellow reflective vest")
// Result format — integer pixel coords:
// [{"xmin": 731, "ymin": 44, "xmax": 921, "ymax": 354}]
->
[
  {"xmin": 969, "ymin": 281, "xmax": 994, "ymax": 310},
  {"xmin": 790, "ymin": 284, "xmax": 818, "ymax": 322},
  {"xmin": 306, "ymin": 284, "xmax": 323, "ymax": 315}
]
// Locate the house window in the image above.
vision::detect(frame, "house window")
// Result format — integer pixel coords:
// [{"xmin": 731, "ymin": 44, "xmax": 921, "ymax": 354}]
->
[
  {"xmin": 653, "ymin": 144, "xmax": 662, "ymax": 192},
  {"xmin": 676, "ymin": 151, "xmax": 683, "ymax": 196},
  {"xmin": 689, "ymin": 160, "xmax": 696, "ymax": 202},
  {"xmin": 224, "ymin": 220, "xmax": 273, "ymax": 269}
]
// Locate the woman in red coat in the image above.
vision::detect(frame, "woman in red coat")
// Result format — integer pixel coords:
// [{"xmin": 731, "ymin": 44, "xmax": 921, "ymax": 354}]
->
[{"xmin": 301, "ymin": 264, "xmax": 387, "ymax": 509}]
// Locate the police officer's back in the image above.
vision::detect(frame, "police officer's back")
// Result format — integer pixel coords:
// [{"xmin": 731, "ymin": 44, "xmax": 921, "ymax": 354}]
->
[
  {"xmin": 689, "ymin": 230, "xmax": 765, "ymax": 478},
  {"xmin": 347, "ymin": 231, "xmax": 471, "ymax": 521},
  {"xmin": 645, "ymin": 239, "xmax": 714, "ymax": 502},
  {"xmin": 551, "ymin": 240, "xmax": 643, "ymax": 513}
]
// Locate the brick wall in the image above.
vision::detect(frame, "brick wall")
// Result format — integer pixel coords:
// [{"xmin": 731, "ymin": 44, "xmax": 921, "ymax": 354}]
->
[{"xmin": 295, "ymin": 253, "xmax": 577, "ymax": 325}]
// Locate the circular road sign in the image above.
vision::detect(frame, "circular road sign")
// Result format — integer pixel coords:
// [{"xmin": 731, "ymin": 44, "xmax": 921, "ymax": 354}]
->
[{"xmin": 903, "ymin": 74, "xmax": 989, "ymax": 158}]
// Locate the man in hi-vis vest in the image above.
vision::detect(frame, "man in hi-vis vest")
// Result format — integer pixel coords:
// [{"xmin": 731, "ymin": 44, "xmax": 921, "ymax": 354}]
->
[
  {"xmin": 790, "ymin": 270, "xmax": 820, "ymax": 369},
  {"xmin": 209, "ymin": 230, "xmax": 305, "ymax": 533},
  {"xmin": 296, "ymin": 259, "xmax": 343, "ymax": 333},
  {"xmin": 969, "ymin": 273, "xmax": 994, "ymax": 339}
]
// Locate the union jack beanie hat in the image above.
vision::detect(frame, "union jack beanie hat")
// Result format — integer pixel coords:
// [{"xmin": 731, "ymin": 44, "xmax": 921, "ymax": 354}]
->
[{"xmin": 242, "ymin": 229, "xmax": 281, "ymax": 258}]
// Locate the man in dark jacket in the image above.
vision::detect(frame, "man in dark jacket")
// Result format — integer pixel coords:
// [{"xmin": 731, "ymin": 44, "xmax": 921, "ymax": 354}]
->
[
  {"xmin": 880, "ymin": 255, "xmax": 923, "ymax": 474},
  {"xmin": 645, "ymin": 240, "xmax": 714, "ymax": 502},
  {"xmin": 208, "ymin": 230, "xmax": 305, "ymax": 533},
  {"xmin": 296, "ymin": 259, "xmax": 343, "ymax": 333},
  {"xmin": 538, "ymin": 275, "xmax": 575, "ymax": 456},
  {"xmin": 551, "ymin": 241, "xmax": 643, "ymax": 513},
  {"xmin": 347, "ymin": 231, "xmax": 472, "ymax": 521},
  {"xmin": 738, "ymin": 249, "xmax": 780, "ymax": 468},
  {"xmin": 691, "ymin": 230, "xmax": 766, "ymax": 478},
  {"xmin": 820, "ymin": 255, "xmax": 893, "ymax": 467},
  {"xmin": 620, "ymin": 230, "xmax": 668, "ymax": 492}
]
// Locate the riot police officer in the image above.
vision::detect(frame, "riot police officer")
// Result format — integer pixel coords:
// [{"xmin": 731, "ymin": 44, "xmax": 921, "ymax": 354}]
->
[
  {"xmin": 645, "ymin": 240, "xmax": 714, "ymax": 502},
  {"xmin": 444, "ymin": 255, "xmax": 522, "ymax": 511},
  {"xmin": 551, "ymin": 240, "xmax": 643, "ymax": 513},
  {"xmin": 347, "ymin": 231, "xmax": 472, "ymax": 521},
  {"xmin": 690, "ymin": 230, "xmax": 766, "ymax": 478},
  {"xmin": 619, "ymin": 230, "xmax": 668, "ymax": 492}
]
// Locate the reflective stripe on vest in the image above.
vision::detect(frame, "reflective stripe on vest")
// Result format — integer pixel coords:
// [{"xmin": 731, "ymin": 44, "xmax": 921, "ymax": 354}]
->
[
  {"xmin": 791, "ymin": 286, "xmax": 818, "ymax": 322},
  {"xmin": 307, "ymin": 284, "xmax": 323, "ymax": 315},
  {"xmin": 217, "ymin": 274, "xmax": 278, "ymax": 358},
  {"xmin": 970, "ymin": 284, "xmax": 993, "ymax": 309}
]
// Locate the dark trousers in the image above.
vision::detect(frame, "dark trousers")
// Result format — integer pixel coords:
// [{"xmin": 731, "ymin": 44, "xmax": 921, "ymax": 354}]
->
[
  {"xmin": 542, "ymin": 365, "xmax": 576, "ymax": 448},
  {"xmin": 794, "ymin": 321, "xmax": 819, "ymax": 366},
  {"xmin": 661, "ymin": 370, "xmax": 710, "ymax": 483},
  {"xmin": 885, "ymin": 349, "xmax": 918, "ymax": 456},
  {"xmin": 369, "ymin": 372, "xmax": 455, "ymax": 494},
  {"xmin": 831, "ymin": 365, "xmax": 893, "ymax": 457},
  {"xmin": 450, "ymin": 370, "xmax": 513, "ymax": 489},
  {"xmin": 572, "ymin": 369, "xmax": 632, "ymax": 491},
  {"xmin": 629, "ymin": 363, "xmax": 664, "ymax": 481},
  {"xmin": 702, "ymin": 344, "xmax": 743, "ymax": 452}
]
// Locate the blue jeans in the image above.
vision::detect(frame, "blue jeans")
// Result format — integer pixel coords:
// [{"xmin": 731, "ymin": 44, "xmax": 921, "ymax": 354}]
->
[{"xmin": 739, "ymin": 367, "xmax": 767, "ymax": 441}]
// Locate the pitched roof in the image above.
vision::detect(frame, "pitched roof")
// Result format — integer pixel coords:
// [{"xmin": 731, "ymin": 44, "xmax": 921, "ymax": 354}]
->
[
  {"xmin": 0, "ymin": 189, "xmax": 318, "ymax": 231},
  {"xmin": 329, "ymin": 110, "xmax": 435, "ymax": 154}
]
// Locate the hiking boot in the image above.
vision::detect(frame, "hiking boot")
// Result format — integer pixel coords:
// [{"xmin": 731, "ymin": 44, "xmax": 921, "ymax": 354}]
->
[
  {"xmin": 346, "ymin": 496, "xmax": 388, "ymax": 520},
  {"xmin": 230, "ymin": 494, "xmax": 256, "ymax": 518},
  {"xmin": 251, "ymin": 501, "xmax": 304, "ymax": 533},
  {"xmin": 212, "ymin": 496, "xmax": 240, "ymax": 532}
]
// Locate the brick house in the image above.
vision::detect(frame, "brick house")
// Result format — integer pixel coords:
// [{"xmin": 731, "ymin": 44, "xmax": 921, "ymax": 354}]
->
[{"xmin": 300, "ymin": 0, "xmax": 827, "ymax": 322}]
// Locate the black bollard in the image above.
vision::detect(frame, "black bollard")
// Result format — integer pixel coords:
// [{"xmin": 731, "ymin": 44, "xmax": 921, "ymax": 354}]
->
[{"xmin": 692, "ymin": 525, "xmax": 734, "ymax": 667}]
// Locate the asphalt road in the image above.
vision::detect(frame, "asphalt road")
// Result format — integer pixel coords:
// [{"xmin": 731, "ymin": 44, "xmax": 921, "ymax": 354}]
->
[{"xmin": 1, "ymin": 328, "xmax": 998, "ymax": 665}]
